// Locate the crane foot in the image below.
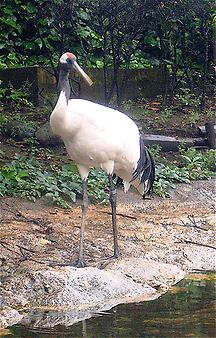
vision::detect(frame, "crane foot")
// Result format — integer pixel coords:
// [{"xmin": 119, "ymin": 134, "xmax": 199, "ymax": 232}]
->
[{"xmin": 98, "ymin": 252, "xmax": 122, "ymax": 269}]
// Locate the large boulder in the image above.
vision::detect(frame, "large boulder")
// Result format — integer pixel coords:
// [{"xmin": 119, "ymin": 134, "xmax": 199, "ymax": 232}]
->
[
  {"xmin": 35, "ymin": 121, "xmax": 63, "ymax": 146},
  {"xmin": 0, "ymin": 258, "xmax": 185, "ymax": 328}
]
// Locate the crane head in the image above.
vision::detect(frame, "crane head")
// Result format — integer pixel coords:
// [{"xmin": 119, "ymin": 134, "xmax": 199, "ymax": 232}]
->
[
  {"xmin": 60, "ymin": 52, "xmax": 76, "ymax": 65},
  {"xmin": 59, "ymin": 52, "xmax": 93, "ymax": 86}
]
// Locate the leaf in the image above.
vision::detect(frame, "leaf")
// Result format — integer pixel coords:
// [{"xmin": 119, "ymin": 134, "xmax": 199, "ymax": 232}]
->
[
  {"xmin": 34, "ymin": 38, "xmax": 43, "ymax": 49},
  {"xmin": 5, "ymin": 17, "xmax": 17, "ymax": 29}
]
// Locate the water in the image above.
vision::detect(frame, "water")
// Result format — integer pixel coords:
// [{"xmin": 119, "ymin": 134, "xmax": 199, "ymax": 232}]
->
[{"xmin": 4, "ymin": 272, "xmax": 216, "ymax": 338}]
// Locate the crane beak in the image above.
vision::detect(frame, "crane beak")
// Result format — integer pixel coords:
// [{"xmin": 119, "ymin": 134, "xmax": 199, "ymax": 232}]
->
[{"xmin": 73, "ymin": 61, "xmax": 93, "ymax": 86}]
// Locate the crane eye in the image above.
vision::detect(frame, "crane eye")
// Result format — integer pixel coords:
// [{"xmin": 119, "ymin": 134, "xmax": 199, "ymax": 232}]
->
[{"xmin": 66, "ymin": 58, "xmax": 73, "ymax": 64}]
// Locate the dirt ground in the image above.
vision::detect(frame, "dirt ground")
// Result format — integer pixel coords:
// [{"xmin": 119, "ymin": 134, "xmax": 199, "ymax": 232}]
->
[
  {"xmin": 1, "ymin": 94, "xmax": 215, "ymax": 278},
  {"xmin": 0, "ymin": 179, "xmax": 215, "ymax": 275}
]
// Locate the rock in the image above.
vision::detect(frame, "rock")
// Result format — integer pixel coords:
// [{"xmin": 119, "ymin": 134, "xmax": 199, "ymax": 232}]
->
[
  {"xmin": 0, "ymin": 307, "xmax": 23, "ymax": 328},
  {"xmin": 1, "ymin": 264, "xmax": 157, "ymax": 308},
  {"xmin": 0, "ymin": 258, "xmax": 185, "ymax": 327},
  {"xmin": 35, "ymin": 121, "xmax": 63, "ymax": 146},
  {"xmin": 107, "ymin": 258, "xmax": 185, "ymax": 288}
]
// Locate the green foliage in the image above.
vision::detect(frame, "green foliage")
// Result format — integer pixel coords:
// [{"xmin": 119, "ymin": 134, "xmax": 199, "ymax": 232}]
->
[
  {"xmin": 148, "ymin": 145, "xmax": 162, "ymax": 161},
  {"xmin": 175, "ymin": 88, "xmax": 201, "ymax": 109},
  {"xmin": 0, "ymin": 1, "xmax": 23, "ymax": 67},
  {"xmin": 180, "ymin": 146, "xmax": 216, "ymax": 177},
  {"xmin": 0, "ymin": 111, "xmax": 7, "ymax": 126},
  {"xmin": 0, "ymin": 0, "xmax": 213, "ymax": 71},
  {"xmin": 187, "ymin": 111, "xmax": 201, "ymax": 126},
  {"xmin": 154, "ymin": 147, "xmax": 216, "ymax": 197},
  {"xmin": 0, "ymin": 82, "xmax": 37, "ymax": 140},
  {"xmin": 160, "ymin": 107, "xmax": 174, "ymax": 121},
  {"xmin": 0, "ymin": 0, "xmax": 214, "ymax": 105},
  {"xmin": 0, "ymin": 154, "xmax": 109, "ymax": 208},
  {"xmin": 0, "ymin": 81, "xmax": 33, "ymax": 111},
  {"xmin": 0, "ymin": 109, "xmax": 37, "ymax": 141},
  {"xmin": 0, "ymin": 147, "xmax": 215, "ymax": 206},
  {"xmin": 0, "ymin": 0, "xmax": 80, "ymax": 68},
  {"xmin": 154, "ymin": 163, "xmax": 191, "ymax": 197}
]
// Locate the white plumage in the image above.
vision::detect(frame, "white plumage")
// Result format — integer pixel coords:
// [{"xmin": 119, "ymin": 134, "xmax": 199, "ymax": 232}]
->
[
  {"xmin": 50, "ymin": 52, "xmax": 155, "ymax": 266},
  {"xmin": 51, "ymin": 97, "xmax": 141, "ymax": 192}
]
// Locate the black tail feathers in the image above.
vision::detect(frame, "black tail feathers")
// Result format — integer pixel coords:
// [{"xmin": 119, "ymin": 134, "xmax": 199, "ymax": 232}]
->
[{"xmin": 131, "ymin": 135, "xmax": 155, "ymax": 197}]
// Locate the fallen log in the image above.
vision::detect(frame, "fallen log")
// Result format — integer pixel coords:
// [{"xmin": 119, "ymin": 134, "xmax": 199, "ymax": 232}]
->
[{"xmin": 143, "ymin": 134, "xmax": 208, "ymax": 151}]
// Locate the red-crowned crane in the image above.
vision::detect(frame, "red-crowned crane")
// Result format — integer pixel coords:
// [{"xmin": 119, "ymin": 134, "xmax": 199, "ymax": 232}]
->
[{"xmin": 50, "ymin": 52, "xmax": 155, "ymax": 267}]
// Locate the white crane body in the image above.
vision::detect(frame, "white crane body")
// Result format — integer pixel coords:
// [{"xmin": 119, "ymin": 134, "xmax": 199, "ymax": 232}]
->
[{"xmin": 51, "ymin": 97, "xmax": 141, "ymax": 192}]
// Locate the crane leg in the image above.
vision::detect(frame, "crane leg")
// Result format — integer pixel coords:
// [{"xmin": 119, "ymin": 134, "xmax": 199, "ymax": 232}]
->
[
  {"xmin": 109, "ymin": 174, "xmax": 120, "ymax": 257},
  {"xmin": 77, "ymin": 179, "xmax": 88, "ymax": 267}
]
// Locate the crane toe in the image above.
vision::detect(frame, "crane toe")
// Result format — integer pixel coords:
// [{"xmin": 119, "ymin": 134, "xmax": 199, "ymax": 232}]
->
[
  {"xmin": 98, "ymin": 252, "xmax": 122, "ymax": 269},
  {"xmin": 75, "ymin": 258, "xmax": 86, "ymax": 268}
]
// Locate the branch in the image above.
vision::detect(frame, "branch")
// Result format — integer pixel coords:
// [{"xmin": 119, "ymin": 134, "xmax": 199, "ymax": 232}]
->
[
  {"xmin": 176, "ymin": 239, "xmax": 216, "ymax": 250},
  {"xmin": 39, "ymin": 65, "xmax": 55, "ymax": 77},
  {"xmin": 174, "ymin": 215, "xmax": 210, "ymax": 232},
  {"xmin": 0, "ymin": 241, "xmax": 20, "ymax": 256},
  {"xmin": 99, "ymin": 210, "xmax": 137, "ymax": 220},
  {"xmin": 39, "ymin": 88, "xmax": 55, "ymax": 109}
]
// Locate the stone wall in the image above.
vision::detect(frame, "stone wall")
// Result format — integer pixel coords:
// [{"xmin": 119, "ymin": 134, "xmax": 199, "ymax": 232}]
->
[{"xmin": 0, "ymin": 66, "xmax": 165, "ymax": 106}]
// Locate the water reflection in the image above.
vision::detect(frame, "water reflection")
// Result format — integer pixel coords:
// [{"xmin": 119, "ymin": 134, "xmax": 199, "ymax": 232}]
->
[{"xmin": 6, "ymin": 272, "xmax": 216, "ymax": 338}]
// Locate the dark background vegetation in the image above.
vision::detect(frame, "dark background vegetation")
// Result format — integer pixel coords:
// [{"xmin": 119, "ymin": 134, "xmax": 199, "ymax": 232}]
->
[
  {"xmin": 0, "ymin": 0, "xmax": 215, "ymax": 207},
  {"xmin": 0, "ymin": 0, "xmax": 215, "ymax": 106}
]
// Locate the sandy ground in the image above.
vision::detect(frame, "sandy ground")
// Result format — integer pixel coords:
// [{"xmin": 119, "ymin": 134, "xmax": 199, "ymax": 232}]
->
[{"xmin": 0, "ymin": 179, "xmax": 215, "ymax": 274}]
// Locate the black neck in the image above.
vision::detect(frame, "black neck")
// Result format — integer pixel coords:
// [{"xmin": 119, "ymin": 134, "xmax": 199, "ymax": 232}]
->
[{"xmin": 58, "ymin": 66, "xmax": 70, "ymax": 103}]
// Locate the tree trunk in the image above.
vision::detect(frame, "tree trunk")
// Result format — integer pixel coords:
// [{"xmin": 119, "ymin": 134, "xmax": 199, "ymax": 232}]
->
[
  {"xmin": 205, "ymin": 122, "xmax": 216, "ymax": 149},
  {"xmin": 200, "ymin": 26, "xmax": 209, "ymax": 112},
  {"xmin": 102, "ymin": 32, "xmax": 109, "ymax": 104}
]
